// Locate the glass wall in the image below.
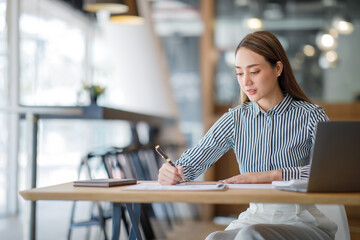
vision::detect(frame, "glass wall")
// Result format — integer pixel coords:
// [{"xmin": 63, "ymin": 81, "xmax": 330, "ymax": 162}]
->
[
  {"xmin": 213, "ymin": 0, "xmax": 360, "ymax": 107},
  {"xmin": 20, "ymin": 0, "xmax": 88, "ymax": 106},
  {"xmin": 16, "ymin": 0, "xmax": 134, "ymax": 194},
  {"xmin": 0, "ymin": 0, "xmax": 8, "ymax": 216},
  {"xmin": 151, "ymin": 0, "xmax": 204, "ymax": 147},
  {"xmin": 0, "ymin": 0, "xmax": 133, "ymax": 219}
]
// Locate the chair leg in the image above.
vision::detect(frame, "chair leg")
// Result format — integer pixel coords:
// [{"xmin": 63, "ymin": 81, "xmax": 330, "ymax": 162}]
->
[
  {"xmin": 126, "ymin": 203, "xmax": 143, "ymax": 240},
  {"xmin": 140, "ymin": 204, "xmax": 156, "ymax": 240},
  {"xmin": 112, "ymin": 203, "xmax": 122, "ymax": 240},
  {"xmin": 96, "ymin": 202, "xmax": 108, "ymax": 240},
  {"xmin": 67, "ymin": 201, "xmax": 77, "ymax": 240},
  {"xmin": 122, "ymin": 206, "xmax": 130, "ymax": 236}
]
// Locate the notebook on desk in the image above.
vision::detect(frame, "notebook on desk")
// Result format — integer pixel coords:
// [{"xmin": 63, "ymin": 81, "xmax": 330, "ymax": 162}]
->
[
  {"xmin": 73, "ymin": 178, "xmax": 137, "ymax": 187},
  {"xmin": 272, "ymin": 121, "xmax": 360, "ymax": 193}
]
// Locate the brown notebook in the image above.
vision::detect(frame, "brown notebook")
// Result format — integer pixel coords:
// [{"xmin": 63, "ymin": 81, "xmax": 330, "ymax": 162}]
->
[{"xmin": 73, "ymin": 178, "xmax": 137, "ymax": 187}]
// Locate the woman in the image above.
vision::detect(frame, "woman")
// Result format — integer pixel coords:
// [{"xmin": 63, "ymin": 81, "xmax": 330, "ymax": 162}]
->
[{"xmin": 158, "ymin": 31, "xmax": 337, "ymax": 239}]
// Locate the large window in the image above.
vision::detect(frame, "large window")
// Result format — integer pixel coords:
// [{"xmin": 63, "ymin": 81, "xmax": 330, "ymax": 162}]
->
[
  {"xmin": 1, "ymin": 0, "xmax": 179, "ymax": 223},
  {"xmin": 0, "ymin": 0, "xmax": 8, "ymax": 216},
  {"xmin": 20, "ymin": 0, "xmax": 89, "ymax": 106}
]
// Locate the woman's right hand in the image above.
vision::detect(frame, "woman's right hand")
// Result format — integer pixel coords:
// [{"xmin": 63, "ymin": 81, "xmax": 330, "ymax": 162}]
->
[{"xmin": 158, "ymin": 163, "xmax": 184, "ymax": 185}]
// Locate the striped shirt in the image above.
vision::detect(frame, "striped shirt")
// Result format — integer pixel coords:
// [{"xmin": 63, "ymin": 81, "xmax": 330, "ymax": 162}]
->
[{"xmin": 176, "ymin": 93, "xmax": 329, "ymax": 181}]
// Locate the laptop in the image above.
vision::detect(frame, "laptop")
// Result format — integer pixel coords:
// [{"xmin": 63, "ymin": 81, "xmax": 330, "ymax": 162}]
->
[{"xmin": 272, "ymin": 121, "xmax": 360, "ymax": 193}]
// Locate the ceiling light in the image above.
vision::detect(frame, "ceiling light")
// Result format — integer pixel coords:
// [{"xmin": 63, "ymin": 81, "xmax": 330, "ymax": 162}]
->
[
  {"xmin": 319, "ymin": 50, "xmax": 338, "ymax": 69},
  {"xmin": 83, "ymin": 0, "xmax": 129, "ymax": 14},
  {"xmin": 110, "ymin": 0, "xmax": 144, "ymax": 24},
  {"xmin": 332, "ymin": 16, "xmax": 354, "ymax": 35},
  {"xmin": 316, "ymin": 32, "xmax": 337, "ymax": 51},
  {"xmin": 325, "ymin": 50, "xmax": 338, "ymax": 63},
  {"xmin": 246, "ymin": 18, "xmax": 263, "ymax": 30},
  {"xmin": 110, "ymin": 15, "xmax": 144, "ymax": 24},
  {"xmin": 303, "ymin": 45, "xmax": 315, "ymax": 57}
]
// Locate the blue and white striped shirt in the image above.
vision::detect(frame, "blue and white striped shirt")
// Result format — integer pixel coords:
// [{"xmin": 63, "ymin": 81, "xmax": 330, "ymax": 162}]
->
[{"xmin": 176, "ymin": 93, "xmax": 329, "ymax": 181}]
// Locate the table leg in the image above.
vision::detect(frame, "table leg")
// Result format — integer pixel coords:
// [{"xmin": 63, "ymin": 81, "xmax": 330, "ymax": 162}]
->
[
  {"xmin": 125, "ymin": 203, "xmax": 142, "ymax": 240},
  {"xmin": 112, "ymin": 203, "xmax": 122, "ymax": 240},
  {"xmin": 26, "ymin": 114, "xmax": 38, "ymax": 240}
]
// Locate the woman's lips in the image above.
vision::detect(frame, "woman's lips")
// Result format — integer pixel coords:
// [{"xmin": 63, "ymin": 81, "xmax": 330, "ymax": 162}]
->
[{"xmin": 246, "ymin": 89, "xmax": 257, "ymax": 95}]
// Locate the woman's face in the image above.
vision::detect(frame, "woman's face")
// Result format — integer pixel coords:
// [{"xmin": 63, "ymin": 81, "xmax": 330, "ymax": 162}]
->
[{"xmin": 235, "ymin": 47, "xmax": 283, "ymax": 110}]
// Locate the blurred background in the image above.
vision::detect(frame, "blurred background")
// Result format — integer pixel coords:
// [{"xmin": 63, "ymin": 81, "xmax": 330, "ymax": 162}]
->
[{"xmin": 0, "ymin": 0, "xmax": 360, "ymax": 239}]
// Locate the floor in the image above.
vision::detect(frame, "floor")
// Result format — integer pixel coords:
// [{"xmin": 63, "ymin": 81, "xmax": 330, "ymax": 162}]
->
[
  {"xmin": 0, "ymin": 200, "xmax": 225, "ymax": 240},
  {"xmin": 2, "ymin": 201, "xmax": 359, "ymax": 239}
]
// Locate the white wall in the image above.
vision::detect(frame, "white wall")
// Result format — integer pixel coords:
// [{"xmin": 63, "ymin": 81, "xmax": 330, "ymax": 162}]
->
[{"xmin": 93, "ymin": 1, "xmax": 178, "ymax": 118}]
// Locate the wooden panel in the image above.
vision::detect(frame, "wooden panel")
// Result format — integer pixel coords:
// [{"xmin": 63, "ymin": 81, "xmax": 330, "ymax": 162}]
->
[
  {"xmin": 200, "ymin": 0, "xmax": 216, "ymax": 220},
  {"xmin": 211, "ymin": 150, "xmax": 249, "ymax": 216},
  {"xmin": 317, "ymin": 102, "xmax": 360, "ymax": 121}
]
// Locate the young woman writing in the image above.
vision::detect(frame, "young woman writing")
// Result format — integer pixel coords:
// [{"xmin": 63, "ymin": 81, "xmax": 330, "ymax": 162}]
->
[{"xmin": 158, "ymin": 31, "xmax": 337, "ymax": 240}]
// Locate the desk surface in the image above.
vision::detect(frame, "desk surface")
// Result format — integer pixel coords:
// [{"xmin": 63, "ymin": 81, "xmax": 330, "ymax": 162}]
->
[
  {"xmin": 2, "ymin": 105, "xmax": 175, "ymax": 126},
  {"xmin": 19, "ymin": 181, "xmax": 360, "ymax": 206}
]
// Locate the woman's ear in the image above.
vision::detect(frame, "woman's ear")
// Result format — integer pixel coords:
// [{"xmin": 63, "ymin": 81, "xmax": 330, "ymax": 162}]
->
[{"xmin": 276, "ymin": 61, "xmax": 283, "ymax": 75}]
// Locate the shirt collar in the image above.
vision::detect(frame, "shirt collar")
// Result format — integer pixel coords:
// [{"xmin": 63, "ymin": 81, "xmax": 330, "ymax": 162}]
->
[{"xmin": 251, "ymin": 93, "xmax": 293, "ymax": 117}]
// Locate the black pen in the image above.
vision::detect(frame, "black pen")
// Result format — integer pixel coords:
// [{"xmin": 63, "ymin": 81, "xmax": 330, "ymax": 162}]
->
[{"xmin": 155, "ymin": 145, "xmax": 187, "ymax": 182}]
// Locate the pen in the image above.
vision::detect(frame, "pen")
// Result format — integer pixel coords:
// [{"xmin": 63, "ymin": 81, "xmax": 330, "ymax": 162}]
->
[{"xmin": 155, "ymin": 145, "xmax": 187, "ymax": 182}]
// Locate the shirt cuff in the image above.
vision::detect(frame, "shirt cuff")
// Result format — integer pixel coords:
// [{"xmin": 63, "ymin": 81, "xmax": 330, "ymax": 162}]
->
[{"xmin": 282, "ymin": 165, "xmax": 311, "ymax": 180}]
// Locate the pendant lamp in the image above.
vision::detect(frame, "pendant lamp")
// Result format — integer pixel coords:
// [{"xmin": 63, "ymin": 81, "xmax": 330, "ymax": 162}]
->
[
  {"xmin": 83, "ymin": 0, "xmax": 129, "ymax": 14},
  {"xmin": 109, "ymin": 0, "xmax": 144, "ymax": 24}
]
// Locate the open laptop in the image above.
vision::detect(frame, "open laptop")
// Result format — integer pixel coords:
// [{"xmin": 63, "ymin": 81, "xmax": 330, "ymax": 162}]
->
[{"xmin": 272, "ymin": 121, "xmax": 360, "ymax": 193}]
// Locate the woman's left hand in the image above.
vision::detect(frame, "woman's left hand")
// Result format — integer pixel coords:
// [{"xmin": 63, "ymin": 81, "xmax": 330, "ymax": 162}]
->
[{"xmin": 222, "ymin": 170, "xmax": 282, "ymax": 184}]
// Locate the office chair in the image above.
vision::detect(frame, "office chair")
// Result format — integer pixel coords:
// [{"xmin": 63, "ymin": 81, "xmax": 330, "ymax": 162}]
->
[{"xmin": 316, "ymin": 204, "xmax": 351, "ymax": 240}]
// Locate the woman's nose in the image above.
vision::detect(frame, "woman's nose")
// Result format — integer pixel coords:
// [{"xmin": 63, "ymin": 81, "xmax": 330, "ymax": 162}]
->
[{"xmin": 242, "ymin": 73, "xmax": 252, "ymax": 86}]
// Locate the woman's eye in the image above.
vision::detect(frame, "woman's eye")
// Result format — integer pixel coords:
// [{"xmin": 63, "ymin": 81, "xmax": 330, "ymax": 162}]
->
[
  {"xmin": 236, "ymin": 73, "xmax": 244, "ymax": 76},
  {"xmin": 251, "ymin": 71, "xmax": 260, "ymax": 75}
]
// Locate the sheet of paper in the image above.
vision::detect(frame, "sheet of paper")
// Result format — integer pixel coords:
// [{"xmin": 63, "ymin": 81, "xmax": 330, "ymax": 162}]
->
[
  {"xmin": 226, "ymin": 184, "xmax": 273, "ymax": 189},
  {"xmin": 125, "ymin": 182, "xmax": 227, "ymax": 191}
]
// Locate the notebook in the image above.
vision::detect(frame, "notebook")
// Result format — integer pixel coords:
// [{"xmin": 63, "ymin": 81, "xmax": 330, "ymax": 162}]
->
[
  {"xmin": 272, "ymin": 121, "xmax": 360, "ymax": 193},
  {"xmin": 73, "ymin": 178, "xmax": 137, "ymax": 187}
]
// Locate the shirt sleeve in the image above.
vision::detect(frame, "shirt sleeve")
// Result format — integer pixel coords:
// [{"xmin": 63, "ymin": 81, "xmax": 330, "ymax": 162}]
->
[
  {"xmin": 281, "ymin": 106, "xmax": 329, "ymax": 180},
  {"xmin": 175, "ymin": 111, "xmax": 235, "ymax": 181}
]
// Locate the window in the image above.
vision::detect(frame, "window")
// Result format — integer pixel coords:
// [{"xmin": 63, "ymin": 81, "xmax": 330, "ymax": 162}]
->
[
  {"xmin": 20, "ymin": 0, "xmax": 89, "ymax": 106},
  {"xmin": 0, "ymin": 0, "xmax": 7, "ymax": 216}
]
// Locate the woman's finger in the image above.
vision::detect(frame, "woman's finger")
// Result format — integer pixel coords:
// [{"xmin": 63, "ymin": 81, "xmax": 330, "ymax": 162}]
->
[{"xmin": 158, "ymin": 163, "xmax": 182, "ymax": 185}]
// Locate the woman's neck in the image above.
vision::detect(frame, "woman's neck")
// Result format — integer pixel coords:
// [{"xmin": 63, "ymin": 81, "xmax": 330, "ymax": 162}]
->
[{"xmin": 258, "ymin": 89, "xmax": 285, "ymax": 112}]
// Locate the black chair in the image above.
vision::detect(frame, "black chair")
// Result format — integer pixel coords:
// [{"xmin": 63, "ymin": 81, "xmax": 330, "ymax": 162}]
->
[
  {"xmin": 68, "ymin": 145, "xmax": 162, "ymax": 240},
  {"xmin": 136, "ymin": 146, "xmax": 179, "ymax": 227},
  {"xmin": 68, "ymin": 119, "xmax": 188, "ymax": 240},
  {"xmin": 114, "ymin": 148, "xmax": 157, "ymax": 240},
  {"xmin": 67, "ymin": 147, "xmax": 130, "ymax": 240}
]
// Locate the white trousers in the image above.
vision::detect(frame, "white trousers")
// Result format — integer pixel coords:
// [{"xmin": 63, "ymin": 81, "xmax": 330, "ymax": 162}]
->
[{"xmin": 206, "ymin": 203, "xmax": 338, "ymax": 240}]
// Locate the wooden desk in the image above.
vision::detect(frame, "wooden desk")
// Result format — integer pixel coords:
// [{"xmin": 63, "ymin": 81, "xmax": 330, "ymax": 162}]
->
[
  {"xmin": 19, "ymin": 181, "xmax": 360, "ymax": 205},
  {"xmin": 19, "ymin": 181, "xmax": 360, "ymax": 240}
]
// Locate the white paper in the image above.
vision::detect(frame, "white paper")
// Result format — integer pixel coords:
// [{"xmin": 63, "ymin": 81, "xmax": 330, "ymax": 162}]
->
[
  {"xmin": 271, "ymin": 180, "xmax": 308, "ymax": 192},
  {"xmin": 226, "ymin": 184, "xmax": 273, "ymax": 189},
  {"xmin": 125, "ymin": 182, "xmax": 227, "ymax": 191}
]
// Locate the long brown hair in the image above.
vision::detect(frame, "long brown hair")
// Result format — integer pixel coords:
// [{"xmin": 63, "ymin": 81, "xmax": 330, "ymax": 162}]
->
[{"xmin": 235, "ymin": 31, "xmax": 312, "ymax": 104}]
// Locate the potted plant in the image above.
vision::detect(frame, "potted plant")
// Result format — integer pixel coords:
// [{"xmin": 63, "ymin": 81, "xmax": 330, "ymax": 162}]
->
[{"xmin": 83, "ymin": 83, "xmax": 106, "ymax": 105}]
